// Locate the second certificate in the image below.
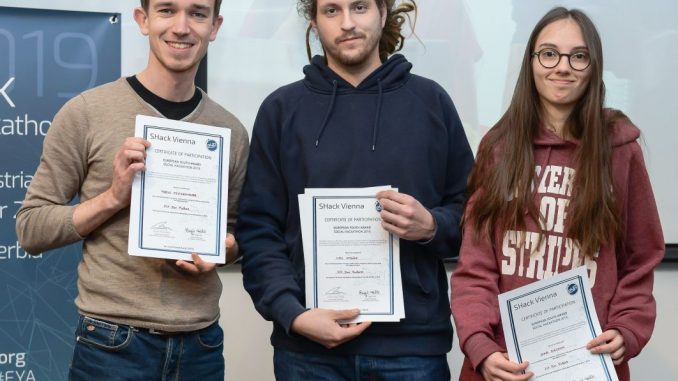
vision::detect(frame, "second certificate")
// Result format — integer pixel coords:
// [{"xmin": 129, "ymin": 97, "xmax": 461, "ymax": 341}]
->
[{"xmin": 311, "ymin": 195, "xmax": 398, "ymax": 318}]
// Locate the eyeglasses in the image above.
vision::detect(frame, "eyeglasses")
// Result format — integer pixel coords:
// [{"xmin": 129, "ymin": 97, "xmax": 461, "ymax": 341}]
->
[{"xmin": 532, "ymin": 48, "xmax": 591, "ymax": 71}]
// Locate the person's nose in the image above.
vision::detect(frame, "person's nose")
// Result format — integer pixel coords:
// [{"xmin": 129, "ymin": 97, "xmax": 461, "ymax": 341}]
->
[{"xmin": 171, "ymin": 11, "xmax": 191, "ymax": 36}]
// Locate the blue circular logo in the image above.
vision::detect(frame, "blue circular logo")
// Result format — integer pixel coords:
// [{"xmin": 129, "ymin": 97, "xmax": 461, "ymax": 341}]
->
[
  {"xmin": 206, "ymin": 139, "xmax": 218, "ymax": 151},
  {"xmin": 375, "ymin": 200, "xmax": 382, "ymax": 212},
  {"xmin": 567, "ymin": 283, "xmax": 578, "ymax": 295}
]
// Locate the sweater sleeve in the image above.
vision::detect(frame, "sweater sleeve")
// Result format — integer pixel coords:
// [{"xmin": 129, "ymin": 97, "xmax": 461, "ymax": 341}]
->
[
  {"xmin": 419, "ymin": 90, "xmax": 474, "ymax": 259},
  {"xmin": 605, "ymin": 142, "xmax": 664, "ymax": 361},
  {"xmin": 226, "ymin": 127, "xmax": 250, "ymax": 235},
  {"xmin": 236, "ymin": 96, "xmax": 306, "ymax": 333},
  {"xmin": 15, "ymin": 96, "xmax": 88, "ymax": 254},
  {"xmin": 451, "ymin": 196, "xmax": 505, "ymax": 370}
]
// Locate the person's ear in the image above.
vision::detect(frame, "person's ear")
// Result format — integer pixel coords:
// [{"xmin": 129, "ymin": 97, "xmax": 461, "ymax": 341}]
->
[
  {"xmin": 133, "ymin": 7, "xmax": 150, "ymax": 36},
  {"xmin": 209, "ymin": 15, "xmax": 224, "ymax": 41}
]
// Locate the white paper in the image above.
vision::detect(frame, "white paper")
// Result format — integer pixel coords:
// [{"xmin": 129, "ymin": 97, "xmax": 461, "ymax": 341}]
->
[
  {"xmin": 299, "ymin": 186, "xmax": 404, "ymax": 323},
  {"xmin": 499, "ymin": 267, "xmax": 619, "ymax": 381},
  {"xmin": 128, "ymin": 115, "xmax": 230, "ymax": 264}
]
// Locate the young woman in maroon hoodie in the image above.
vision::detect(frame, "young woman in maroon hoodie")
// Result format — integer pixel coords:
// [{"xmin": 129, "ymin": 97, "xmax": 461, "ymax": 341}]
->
[{"xmin": 451, "ymin": 7, "xmax": 664, "ymax": 381}]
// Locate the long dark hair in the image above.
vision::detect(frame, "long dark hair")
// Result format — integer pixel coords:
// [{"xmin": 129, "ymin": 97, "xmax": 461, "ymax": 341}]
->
[
  {"xmin": 297, "ymin": 0, "xmax": 417, "ymax": 62},
  {"xmin": 466, "ymin": 7, "xmax": 622, "ymax": 258}
]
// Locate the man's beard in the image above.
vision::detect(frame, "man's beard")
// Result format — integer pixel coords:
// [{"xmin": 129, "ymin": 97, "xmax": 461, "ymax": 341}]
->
[{"xmin": 321, "ymin": 30, "xmax": 381, "ymax": 67}]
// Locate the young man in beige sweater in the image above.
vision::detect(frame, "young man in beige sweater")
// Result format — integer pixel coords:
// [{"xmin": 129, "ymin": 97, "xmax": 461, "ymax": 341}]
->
[{"xmin": 15, "ymin": 1, "xmax": 248, "ymax": 379}]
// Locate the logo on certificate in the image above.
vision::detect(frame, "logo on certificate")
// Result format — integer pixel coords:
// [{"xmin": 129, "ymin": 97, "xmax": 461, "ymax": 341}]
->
[
  {"xmin": 375, "ymin": 200, "xmax": 382, "ymax": 212},
  {"xmin": 567, "ymin": 283, "xmax": 579, "ymax": 295},
  {"xmin": 206, "ymin": 139, "xmax": 218, "ymax": 151}
]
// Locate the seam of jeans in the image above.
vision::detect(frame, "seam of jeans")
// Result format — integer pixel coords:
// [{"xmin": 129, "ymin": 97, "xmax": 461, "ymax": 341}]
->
[
  {"xmin": 161, "ymin": 337, "xmax": 173, "ymax": 381},
  {"xmin": 354, "ymin": 355, "xmax": 360, "ymax": 381},
  {"xmin": 175, "ymin": 337, "xmax": 184, "ymax": 381}
]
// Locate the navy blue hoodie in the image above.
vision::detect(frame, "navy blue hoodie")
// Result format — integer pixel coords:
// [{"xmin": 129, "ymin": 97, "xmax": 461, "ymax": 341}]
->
[{"xmin": 237, "ymin": 54, "xmax": 474, "ymax": 356}]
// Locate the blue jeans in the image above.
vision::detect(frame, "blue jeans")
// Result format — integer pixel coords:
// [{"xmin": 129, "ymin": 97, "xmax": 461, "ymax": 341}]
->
[
  {"xmin": 68, "ymin": 315, "xmax": 224, "ymax": 381},
  {"xmin": 274, "ymin": 349, "xmax": 450, "ymax": 381}
]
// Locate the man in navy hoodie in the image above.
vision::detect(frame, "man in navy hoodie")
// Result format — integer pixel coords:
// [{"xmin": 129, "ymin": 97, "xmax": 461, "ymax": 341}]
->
[{"xmin": 236, "ymin": 0, "xmax": 474, "ymax": 379}]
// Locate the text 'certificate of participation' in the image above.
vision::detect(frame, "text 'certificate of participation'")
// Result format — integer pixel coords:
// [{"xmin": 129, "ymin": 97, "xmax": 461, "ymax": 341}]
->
[
  {"xmin": 499, "ymin": 266, "xmax": 618, "ymax": 381},
  {"xmin": 299, "ymin": 187, "xmax": 404, "ymax": 323},
  {"xmin": 129, "ymin": 115, "xmax": 231, "ymax": 264}
]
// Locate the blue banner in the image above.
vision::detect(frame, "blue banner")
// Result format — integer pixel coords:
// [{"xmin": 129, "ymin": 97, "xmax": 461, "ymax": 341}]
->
[{"xmin": 0, "ymin": 7, "xmax": 120, "ymax": 380}]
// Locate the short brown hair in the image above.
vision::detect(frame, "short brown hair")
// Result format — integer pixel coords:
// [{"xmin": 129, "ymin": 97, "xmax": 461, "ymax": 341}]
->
[
  {"xmin": 298, "ymin": 0, "xmax": 417, "ymax": 62},
  {"xmin": 140, "ymin": 0, "xmax": 223, "ymax": 21}
]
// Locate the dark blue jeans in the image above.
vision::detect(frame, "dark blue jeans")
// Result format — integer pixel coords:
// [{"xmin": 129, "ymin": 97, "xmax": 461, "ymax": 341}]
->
[
  {"xmin": 274, "ymin": 349, "xmax": 450, "ymax": 381},
  {"xmin": 68, "ymin": 315, "xmax": 224, "ymax": 381}
]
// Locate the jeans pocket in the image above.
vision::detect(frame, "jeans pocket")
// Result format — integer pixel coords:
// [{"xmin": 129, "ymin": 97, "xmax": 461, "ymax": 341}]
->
[
  {"xmin": 76, "ymin": 316, "xmax": 134, "ymax": 352},
  {"xmin": 196, "ymin": 323, "xmax": 224, "ymax": 350}
]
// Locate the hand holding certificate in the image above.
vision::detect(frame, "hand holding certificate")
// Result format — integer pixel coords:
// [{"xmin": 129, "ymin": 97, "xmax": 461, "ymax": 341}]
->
[
  {"xmin": 299, "ymin": 187, "xmax": 405, "ymax": 323},
  {"xmin": 128, "ymin": 115, "xmax": 230, "ymax": 264},
  {"xmin": 499, "ymin": 267, "xmax": 619, "ymax": 381}
]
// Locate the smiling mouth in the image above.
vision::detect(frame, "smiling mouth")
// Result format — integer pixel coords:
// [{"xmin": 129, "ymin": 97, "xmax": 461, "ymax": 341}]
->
[
  {"xmin": 166, "ymin": 41, "xmax": 194, "ymax": 49},
  {"xmin": 549, "ymin": 79, "xmax": 575, "ymax": 85}
]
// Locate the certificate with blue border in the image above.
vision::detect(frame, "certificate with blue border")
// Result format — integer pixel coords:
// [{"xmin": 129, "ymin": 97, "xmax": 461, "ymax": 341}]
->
[
  {"xmin": 128, "ymin": 115, "xmax": 231, "ymax": 264},
  {"xmin": 499, "ymin": 267, "xmax": 619, "ymax": 381},
  {"xmin": 299, "ymin": 187, "xmax": 405, "ymax": 323}
]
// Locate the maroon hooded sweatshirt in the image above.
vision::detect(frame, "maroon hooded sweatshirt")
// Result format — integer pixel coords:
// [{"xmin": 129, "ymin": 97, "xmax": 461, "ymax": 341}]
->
[{"xmin": 451, "ymin": 115, "xmax": 664, "ymax": 381}]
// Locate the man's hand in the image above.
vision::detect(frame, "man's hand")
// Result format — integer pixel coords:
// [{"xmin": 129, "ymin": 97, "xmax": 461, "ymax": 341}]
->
[
  {"xmin": 176, "ymin": 252, "xmax": 217, "ymax": 274},
  {"xmin": 479, "ymin": 352, "xmax": 533, "ymax": 381},
  {"xmin": 108, "ymin": 137, "xmax": 151, "ymax": 209},
  {"xmin": 291, "ymin": 308, "xmax": 371, "ymax": 349},
  {"xmin": 176, "ymin": 234, "xmax": 237, "ymax": 273},
  {"xmin": 376, "ymin": 190, "xmax": 436, "ymax": 241},
  {"xmin": 225, "ymin": 233, "xmax": 239, "ymax": 264},
  {"xmin": 73, "ymin": 137, "xmax": 150, "ymax": 237},
  {"xmin": 587, "ymin": 329, "xmax": 625, "ymax": 365}
]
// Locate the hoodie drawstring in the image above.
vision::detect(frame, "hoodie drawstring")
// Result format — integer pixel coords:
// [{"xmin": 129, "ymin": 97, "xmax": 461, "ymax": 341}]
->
[
  {"xmin": 371, "ymin": 79, "xmax": 383, "ymax": 152},
  {"xmin": 315, "ymin": 80, "xmax": 338, "ymax": 148},
  {"xmin": 314, "ymin": 78, "xmax": 384, "ymax": 151}
]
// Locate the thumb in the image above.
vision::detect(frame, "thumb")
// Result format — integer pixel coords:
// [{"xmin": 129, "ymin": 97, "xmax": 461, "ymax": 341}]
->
[
  {"xmin": 345, "ymin": 320, "xmax": 372, "ymax": 336},
  {"xmin": 225, "ymin": 233, "xmax": 236, "ymax": 249},
  {"xmin": 332, "ymin": 309, "xmax": 361, "ymax": 321}
]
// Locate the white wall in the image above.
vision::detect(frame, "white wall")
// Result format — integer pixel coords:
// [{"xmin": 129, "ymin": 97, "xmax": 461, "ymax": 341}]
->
[
  {"xmin": 208, "ymin": 0, "xmax": 678, "ymax": 243},
  {"xmin": 219, "ymin": 263, "xmax": 678, "ymax": 380}
]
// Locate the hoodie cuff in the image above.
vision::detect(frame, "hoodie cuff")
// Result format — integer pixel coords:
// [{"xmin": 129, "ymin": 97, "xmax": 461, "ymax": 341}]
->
[
  {"xmin": 416, "ymin": 208, "xmax": 456, "ymax": 257},
  {"xmin": 465, "ymin": 332, "xmax": 505, "ymax": 371},
  {"xmin": 606, "ymin": 325, "xmax": 640, "ymax": 361},
  {"xmin": 416, "ymin": 211, "xmax": 438, "ymax": 245},
  {"xmin": 271, "ymin": 293, "xmax": 308, "ymax": 336}
]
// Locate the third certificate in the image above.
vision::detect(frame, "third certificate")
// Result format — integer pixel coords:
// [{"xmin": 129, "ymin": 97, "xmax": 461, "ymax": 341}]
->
[{"xmin": 499, "ymin": 267, "xmax": 618, "ymax": 381}]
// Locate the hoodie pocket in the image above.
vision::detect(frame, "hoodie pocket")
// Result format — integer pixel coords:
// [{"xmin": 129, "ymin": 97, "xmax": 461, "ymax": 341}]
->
[{"xmin": 401, "ymin": 248, "xmax": 443, "ymax": 324}]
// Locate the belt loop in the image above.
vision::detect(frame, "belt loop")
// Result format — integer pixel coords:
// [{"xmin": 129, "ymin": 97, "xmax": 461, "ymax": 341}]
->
[{"xmin": 149, "ymin": 328, "xmax": 167, "ymax": 335}]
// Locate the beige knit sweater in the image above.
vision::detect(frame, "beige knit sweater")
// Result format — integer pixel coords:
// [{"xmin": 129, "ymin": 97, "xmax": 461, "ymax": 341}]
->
[{"xmin": 16, "ymin": 78, "xmax": 249, "ymax": 331}]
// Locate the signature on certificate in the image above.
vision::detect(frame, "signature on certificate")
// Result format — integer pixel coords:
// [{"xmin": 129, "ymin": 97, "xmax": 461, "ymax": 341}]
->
[
  {"xmin": 151, "ymin": 221, "xmax": 172, "ymax": 231},
  {"xmin": 185, "ymin": 227, "xmax": 207, "ymax": 237},
  {"xmin": 359, "ymin": 289, "xmax": 381, "ymax": 301},
  {"xmin": 325, "ymin": 287, "xmax": 345, "ymax": 296}
]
